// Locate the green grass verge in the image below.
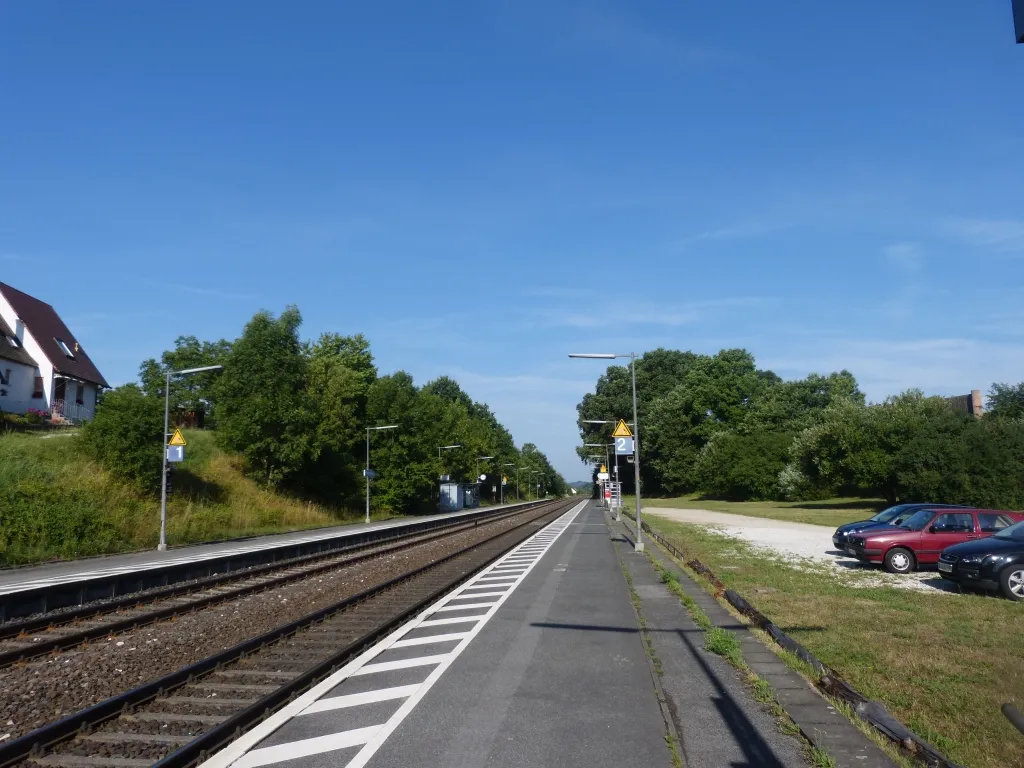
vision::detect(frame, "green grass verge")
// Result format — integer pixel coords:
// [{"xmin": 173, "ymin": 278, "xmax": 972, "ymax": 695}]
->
[
  {"xmin": 0, "ymin": 430, "xmax": 391, "ymax": 566},
  {"xmin": 644, "ymin": 516, "xmax": 1024, "ymax": 768},
  {"xmin": 629, "ymin": 494, "xmax": 884, "ymax": 528}
]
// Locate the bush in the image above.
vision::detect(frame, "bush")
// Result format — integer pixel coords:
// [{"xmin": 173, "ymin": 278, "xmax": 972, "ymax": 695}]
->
[
  {"xmin": 694, "ymin": 430, "xmax": 794, "ymax": 500},
  {"xmin": 81, "ymin": 384, "xmax": 165, "ymax": 492},
  {"xmin": 25, "ymin": 407, "xmax": 50, "ymax": 424}
]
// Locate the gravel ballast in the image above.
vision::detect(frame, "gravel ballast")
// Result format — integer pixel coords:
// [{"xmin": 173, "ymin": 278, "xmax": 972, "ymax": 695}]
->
[{"xmin": 0, "ymin": 509, "xmax": 549, "ymax": 742}]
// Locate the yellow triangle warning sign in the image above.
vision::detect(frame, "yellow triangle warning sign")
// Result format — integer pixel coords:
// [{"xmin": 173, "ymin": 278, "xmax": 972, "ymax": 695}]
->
[
  {"xmin": 600, "ymin": 465, "xmax": 607, "ymax": 474},
  {"xmin": 168, "ymin": 429, "xmax": 187, "ymax": 447},
  {"xmin": 611, "ymin": 419, "xmax": 632, "ymax": 438}
]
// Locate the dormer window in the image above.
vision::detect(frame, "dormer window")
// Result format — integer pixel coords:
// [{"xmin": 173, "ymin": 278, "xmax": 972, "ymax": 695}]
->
[
  {"xmin": 4, "ymin": 335, "xmax": 17, "ymax": 348},
  {"xmin": 55, "ymin": 338, "xmax": 76, "ymax": 359}
]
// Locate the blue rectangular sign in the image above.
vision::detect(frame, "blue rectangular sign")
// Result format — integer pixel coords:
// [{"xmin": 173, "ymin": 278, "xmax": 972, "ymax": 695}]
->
[
  {"xmin": 166, "ymin": 446, "xmax": 184, "ymax": 463},
  {"xmin": 614, "ymin": 437, "xmax": 635, "ymax": 455}
]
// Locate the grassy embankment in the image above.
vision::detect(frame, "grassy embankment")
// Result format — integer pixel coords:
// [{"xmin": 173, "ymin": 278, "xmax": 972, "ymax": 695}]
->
[
  {"xmin": 635, "ymin": 498, "xmax": 1024, "ymax": 768},
  {"xmin": 0, "ymin": 429, "xmax": 391, "ymax": 567}
]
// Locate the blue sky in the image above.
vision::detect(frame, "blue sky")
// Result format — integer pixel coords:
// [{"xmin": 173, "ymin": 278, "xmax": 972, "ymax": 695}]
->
[{"xmin": 2, "ymin": 2, "xmax": 1022, "ymax": 481}]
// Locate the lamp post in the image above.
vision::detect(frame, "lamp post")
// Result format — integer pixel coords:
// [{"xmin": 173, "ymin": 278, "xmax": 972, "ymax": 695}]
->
[
  {"xmin": 501, "ymin": 462, "xmax": 515, "ymax": 505},
  {"xmin": 366, "ymin": 425, "xmax": 398, "ymax": 524},
  {"xmin": 438, "ymin": 444, "xmax": 462, "ymax": 512},
  {"xmin": 570, "ymin": 352, "xmax": 644, "ymax": 552},
  {"xmin": 159, "ymin": 364, "xmax": 223, "ymax": 552},
  {"xmin": 531, "ymin": 470, "xmax": 543, "ymax": 500}
]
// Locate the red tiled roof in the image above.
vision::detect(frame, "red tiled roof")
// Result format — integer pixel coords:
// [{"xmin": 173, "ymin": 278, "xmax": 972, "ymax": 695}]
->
[{"xmin": 0, "ymin": 282, "xmax": 110, "ymax": 388}]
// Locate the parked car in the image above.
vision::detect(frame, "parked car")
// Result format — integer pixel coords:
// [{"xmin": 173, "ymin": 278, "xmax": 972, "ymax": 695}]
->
[
  {"xmin": 832, "ymin": 503, "xmax": 968, "ymax": 550},
  {"xmin": 938, "ymin": 519, "xmax": 1024, "ymax": 600},
  {"xmin": 845, "ymin": 508, "xmax": 1024, "ymax": 574}
]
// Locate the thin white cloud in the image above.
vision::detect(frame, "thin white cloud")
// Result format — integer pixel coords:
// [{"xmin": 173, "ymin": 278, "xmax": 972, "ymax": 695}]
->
[
  {"xmin": 674, "ymin": 219, "xmax": 795, "ymax": 248},
  {"xmin": 764, "ymin": 336, "xmax": 1024, "ymax": 404},
  {"xmin": 161, "ymin": 282, "xmax": 258, "ymax": 301},
  {"xmin": 532, "ymin": 298, "xmax": 767, "ymax": 329},
  {"xmin": 942, "ymin": 217, "xmax": 1024, "ymax": 252},
  {"xmin": 883, "ymin": 242, "xmax": 925, "ymax": 275},
  {"xmin": 571, "ymin": 6, "xmax": 735, "ymax": 67}
]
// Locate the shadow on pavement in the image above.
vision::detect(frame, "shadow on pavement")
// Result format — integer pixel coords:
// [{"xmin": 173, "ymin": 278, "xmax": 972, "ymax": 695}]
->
[{"xmin": 530, "ymin": 621, "xmax": 791, "ymax": 768}]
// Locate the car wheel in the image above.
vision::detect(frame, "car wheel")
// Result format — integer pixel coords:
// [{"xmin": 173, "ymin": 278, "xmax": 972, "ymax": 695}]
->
[
  {"xmin": 1000, "ymin": 565, "xmax": 1024, "ymax": 602},
  {"xmin": 884, "ymin": 547, "xmax": 915, "ymax": 574}
]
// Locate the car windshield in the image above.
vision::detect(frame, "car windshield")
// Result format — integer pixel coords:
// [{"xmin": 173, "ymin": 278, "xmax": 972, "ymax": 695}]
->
[
  {"xmin": 898, "ymin": 509, "xmax": 937, "ymax": 531},
  {"xmin": 871, "ymin": 504, "xmax": 911, "ymax": 523},
  {"xmin": 994, "ymin": 521, "xmax": 1024, "ymax": 541}
]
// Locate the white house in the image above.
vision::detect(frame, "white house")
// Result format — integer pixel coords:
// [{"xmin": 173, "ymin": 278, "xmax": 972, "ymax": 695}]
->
[{"xmin": 0, "ymin": 281, "xmax": 109, "ymax": 422}]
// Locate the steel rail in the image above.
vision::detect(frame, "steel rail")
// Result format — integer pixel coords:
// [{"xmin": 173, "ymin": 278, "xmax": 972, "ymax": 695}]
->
[
  {"xmin": 0, "ymin": 501, "xmax": 551, "ymax": 666},
  {"xmin": 0, "ymin": 500, "xmax": 544, "ymax": 622},
  {"xmin": 0, "ymin": 499, "xmax": 572, "ymax": 768}
]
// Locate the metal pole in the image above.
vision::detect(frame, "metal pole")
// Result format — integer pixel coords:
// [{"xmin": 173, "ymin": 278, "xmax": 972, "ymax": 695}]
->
[
  {"xmin": 158, "ymin": 371, "xmax": 170, "ymax": 552},
  {"xmin": 631, "ymin": 353, "xmax": 644, "ymax": 552},
  {"xmin": 365, "ymin": 428, "xmax": 371, "ymax": 525},
  {"xmin": 613, "ymin": 449, "xmax": 620, "ymax": 521}
]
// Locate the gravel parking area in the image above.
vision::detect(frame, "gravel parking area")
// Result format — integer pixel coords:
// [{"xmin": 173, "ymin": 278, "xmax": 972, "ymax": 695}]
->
[
  {"xmin": 0, "ymin": 509, "xmax": 545, "ymax": 743},
  {"xmin": 647, "ymin": 507, "xmax": 958, "ymax": 595}
]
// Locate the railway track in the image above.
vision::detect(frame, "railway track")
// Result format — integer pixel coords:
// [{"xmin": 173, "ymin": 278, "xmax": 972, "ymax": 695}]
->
[
  {"xmin": 0, "ymin": 498, "xmax": 573, "ymax": 768},
  {"xmin": 0, "ymin": 501, "xmax": 550, "ymax": 668}
]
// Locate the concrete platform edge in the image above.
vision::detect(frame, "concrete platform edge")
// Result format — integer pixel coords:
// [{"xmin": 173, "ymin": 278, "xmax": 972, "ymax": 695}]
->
[{"xmin": 619, "ymin": 514, "xmax": 898, "ymax": 768}]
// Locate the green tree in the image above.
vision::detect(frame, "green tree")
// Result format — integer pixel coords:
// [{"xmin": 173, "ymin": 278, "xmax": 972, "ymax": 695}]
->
[
  {"xmin": 215, "ymin": 307, "xmax": 317, "ymax": 488},
  {"xmin": 694, "ymin": 430, "xmax": 795, "ymax": 500},
  {"xmin": 986, "ymin": 382, "xmax": 1024, "ymax": 421},
  {"xmin": 138, "ymin": 335, "xmax": 231, "ymax": 425},
  {"xmin": 81, "ymin": 384, "xmax": 165, "ymax": 492}
]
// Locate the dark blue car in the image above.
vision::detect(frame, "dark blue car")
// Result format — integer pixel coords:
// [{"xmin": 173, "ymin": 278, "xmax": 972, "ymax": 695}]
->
[{"xmin": 832, "ymin": 503, "xmax": 968, "ymax": 551}]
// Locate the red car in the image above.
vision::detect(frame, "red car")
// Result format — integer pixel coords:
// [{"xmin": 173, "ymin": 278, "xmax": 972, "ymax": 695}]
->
[{"xmin": 845, "ymin": 507, "xmax": 1024, "ymax": 574}]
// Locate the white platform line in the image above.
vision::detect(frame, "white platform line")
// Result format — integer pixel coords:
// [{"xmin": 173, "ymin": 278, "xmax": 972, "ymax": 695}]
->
[
  {"xmin": 474, "ymin": 576, "xmax": 520, "ymax": 583},
  {"xmin": 431, "ymin": 603, "xmax": 496, "ymax": 613},
  {"xmin": 301, "ymin": 685, "xmax": 420, "ymax": 715},
  {"xmin": 343, "ymin": 502, "xmax": 586, "ymax": 768},
  {"xmin": 231, "ymin": 725, "xmax": 382, "ymax": 768},
  {"xmin": 444, "ymin": 590, "xmax": 507, "ymax": 599},
  {"xmin": 199, "ymin": 500, "xmax": 587, "ymax": 768},
  {"xmin": 390, "ymin": 631, "xmax": 470, "ymax": 647},
  {"xmin": 353, "ymin": 654, "xmax": 450, "ymax": 675},
  {"xmin": 417, "ymin": 615, "xmax": 486, "ymax": 627}
]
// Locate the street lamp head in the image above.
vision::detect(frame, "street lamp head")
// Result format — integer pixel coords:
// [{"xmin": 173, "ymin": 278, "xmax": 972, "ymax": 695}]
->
[
  {"xmin": 568, "ymin": 353, "xmax": 617, "ymax": 359},
  {"xmin": 173, "ymin": 365, "xmax": 224, "ymax": 376},
  {"xmin": 439, "ymin": 444, "xmax": 462, "ymax": 450},
  {"xmin": 369, "ymin": 425, "xmax": 399, "ymax": 431},
  {"xmin": 478, "ymin": 455, "xmax": 495, "ymax": 460}
]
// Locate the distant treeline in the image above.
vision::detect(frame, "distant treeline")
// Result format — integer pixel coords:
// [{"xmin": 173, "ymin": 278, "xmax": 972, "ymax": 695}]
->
[
  {"xmin": 576, "ymin": 349, "xmax": 1024, "ymax": 508},
  {"xmin": 85, "ymin": 306, "xmax": 566, "ymax": 514}
]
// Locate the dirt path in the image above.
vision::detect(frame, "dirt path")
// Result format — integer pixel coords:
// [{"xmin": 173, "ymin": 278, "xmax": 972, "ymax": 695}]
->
[{"xmin": 646, "ymin": 507, "xmax": 958, "ymax": 595}]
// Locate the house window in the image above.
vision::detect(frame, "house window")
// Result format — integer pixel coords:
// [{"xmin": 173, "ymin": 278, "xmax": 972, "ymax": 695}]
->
[
  {"xmin": 0, "ymin": 368, "xmax": 9, "ymax": 387},
  {"xmin": 55, "ymin": 338, "xmax": 76, "ymax": 359},
  {"xmin": 76, "ymin": 383, "xmax": 85, "ymax": 405},
  {"xmin": 4, "ymin": 335, "xmax": 17, "ymax": 348},
  {"xmin": 33, "ymin": 376, "xmax": 44, "ymax": 399}
]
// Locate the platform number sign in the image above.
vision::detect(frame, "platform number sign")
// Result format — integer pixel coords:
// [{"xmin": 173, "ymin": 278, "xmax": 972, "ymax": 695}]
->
[{"xmin": 615, "ymin": 437, "xmax": 634, "ymax": 455}]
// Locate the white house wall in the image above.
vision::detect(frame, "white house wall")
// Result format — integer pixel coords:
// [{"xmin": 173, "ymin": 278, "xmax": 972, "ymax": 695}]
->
[
  {"xmin": 0, "ymin": 291, "xmax": 56, "ymax": 406},
  {"xmin": 0, "ymin": 360, "xmax": 37, "ymax": 414}
]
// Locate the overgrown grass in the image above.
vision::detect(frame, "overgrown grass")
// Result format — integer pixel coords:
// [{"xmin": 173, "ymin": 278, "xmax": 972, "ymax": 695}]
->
[
  {"xmin": 645, "ymin": 516, "xmax": 1024, "ymax": 768},
  {"xmin": 0, "ymin": 430, "xmax": 390, "ymax": 566},
  {"xmin": 631, "ymin": 494, "xmax": 884, "ymax": 528}
]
